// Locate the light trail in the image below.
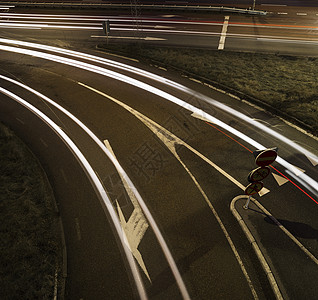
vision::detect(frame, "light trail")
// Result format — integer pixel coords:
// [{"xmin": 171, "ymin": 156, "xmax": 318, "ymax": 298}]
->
[
  {"xmin": 0, "ymin": 39, "xmax": 316, "ymax": 200},
  {"xmin": 2, "ymin": 12, "xmax": 318, "ymax": 31},
  {"xmin": 0, "ymin": 74, "xmax": 191, "ymax": 300},
  {"xmin": 0, "ymin": 86, "xmax": 148, "ymax": 300}
]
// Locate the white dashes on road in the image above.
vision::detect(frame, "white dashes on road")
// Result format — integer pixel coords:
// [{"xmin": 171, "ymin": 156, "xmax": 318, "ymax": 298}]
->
[{"xmin": 218, "ymin": 16, "xmax": 230, "ymax": 50}]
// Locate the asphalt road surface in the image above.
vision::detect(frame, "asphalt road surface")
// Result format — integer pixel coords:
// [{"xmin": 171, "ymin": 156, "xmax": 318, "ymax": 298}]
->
[
  {"xmin": 1, "ymin": 5, "xmax": 318, "ymax": 300},
  {"xmin": 1, "ymin": 5, "xmax": 318, "ymax": 56}
]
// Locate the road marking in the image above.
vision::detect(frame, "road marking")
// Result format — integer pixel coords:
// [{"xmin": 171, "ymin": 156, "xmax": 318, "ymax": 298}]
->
[
  {"xmin": 272, "ymin": 173, "xmax": 289, "ymax": 186},
  {"xmin": 74, "ymin": 218, "xmax": 82, "ymax": 241},
  {"xmin": 116, "ymin": 201, "xmax": 151, "ymax": 281},
  {"xmin": 15, "ymin": 117, "xmax": 25, "ymax": 124},
  {"xmin": 91, "ymin": 35, "xmax": 166, "ymax": 41},
  {"xmin": 238, "ymin": 195, "xmax": 318, "ymax": 266},
  {"xmin": 277, "ymin": 12, "xmax": 288, "ymax": 15},
  {"xmin": 104, "ymin": 140, "xmax": 151, "ymax": 281},
  {"xmin": 290, "ymin": 164, "xmax": 305, "ymax": 176},
  {"xmin": 154, "ymin": 25, "xmax": 174, "ymax": 29},
  {"xmin": 231, "ymin": 196, "xmax": 284, "ymax": 300},
  {"xmin": 2, "ymin": 40, "xmax": 316, "ymax": 199},
  {"xmin": 60, "ymin": 168, "xmax": 68, "ymax": 183},
  {"xmin": 305, "ymin": 154, "xmax": 318, "ymax": 167},
  {"xmin": 218, "ymin": 16, "xmax": 230, "ymax": 50},
  {"xmin": 79, "ymin": 84, "xmax": 259, "ymax": 299},
  {"xmin": 40, "ymin": 137, "xmax": 48, "ymax": 147},
  {"xmin": 258, "ymin": 187, "xmax": 270, "ymax": 197},
  {"xmin": 297, "ymin": 13, "xmax": 307, "ymax": 16},
  {"xmin": 261, "ymin": 4, "xmax": 287, "ymax": 6}
]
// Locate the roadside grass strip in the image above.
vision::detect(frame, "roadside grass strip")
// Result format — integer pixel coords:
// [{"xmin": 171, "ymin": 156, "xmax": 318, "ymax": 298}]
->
[{"xmin": 0, "ymin": 122, "xmax": 61, "ymax": 300}]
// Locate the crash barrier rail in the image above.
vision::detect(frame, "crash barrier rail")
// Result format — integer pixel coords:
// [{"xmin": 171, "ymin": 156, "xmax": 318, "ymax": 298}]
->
[{"xmin": 1, "ymin": 2, "xmax": 268, "ymax": 15}]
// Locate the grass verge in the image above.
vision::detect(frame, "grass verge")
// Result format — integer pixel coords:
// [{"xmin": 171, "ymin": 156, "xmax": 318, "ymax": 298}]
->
[
  {"xmin": 0, "ymin": 122, "xmax": 62, "ymax": 300},
  {"xmin": 99, "ymin": 43, "xmax": 318, "ymax": 136}
]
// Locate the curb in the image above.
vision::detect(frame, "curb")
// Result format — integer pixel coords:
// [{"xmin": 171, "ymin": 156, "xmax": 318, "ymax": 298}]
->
[
  {"xmin": 42, "ymin": 169, "xmax": 67, "ymax": 300},
  {"xmin": 230, "ymin": 195, "xmax": 284, "ymax": 300}
]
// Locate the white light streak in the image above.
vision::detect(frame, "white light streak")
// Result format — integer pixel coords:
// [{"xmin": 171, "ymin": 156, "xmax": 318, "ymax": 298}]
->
[
  {"xmin": 0, "ymin": 86, "xmax": 147, "ymax": 300},
  {"xmin": 0, "ymin": 74, "xmax": 190, "ymax": 300},
  {"xmin": 0, "ymin": 39, "xmax": 317, "ymax": 197}
]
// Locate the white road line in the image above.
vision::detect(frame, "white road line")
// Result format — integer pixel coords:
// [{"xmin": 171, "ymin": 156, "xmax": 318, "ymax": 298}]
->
[
  {"xmin": 249, "ymin": 196, "xmax": 318, "ymax": 264},
  {"xmin": 15, "ymin": 117, "xmax": 25, "ymax": 124},
  {"xmin": 91, "ymin": 35, "xmax": 166, "ymax": 41},
  {"xmin": 297, "ymin": 13, "xmax": 307, "ymax": 16},
  {"xmin": 60, "ymin": 168, "xmax": 68, "ymax": 183},
  {"xmin": 232, "ymin": 195, "xmax": 318, "ymax": 298},
  {"xmin": 0, "ymin": 74, "xmax": 190, "ymax": 300},
  {"xmin": 261, "ymin": 4, "xmax": 287, "ymax": 6},
  {"xmin": 277, "ymin": 12, "xmax": 288, "ymax": 15},
  {"xmin": 75, "ymin": 218, "xmax": 82, "ymax": 241},
  {"xmin": 40, "ymin": 137, "xmax": 48, "ymax": 147},
  {"xmin": 231, "ymin": 196, "xmax": 283, "ymax": 300},
  {"xmin": 104, "ymin": 140, "xmax": 151, "ymax": 282},
  {"xmin": 0, "ymin": 85, "xmax": 148, "ymax": 300},
  {"xmin": 218, "ymin": 16, "xmax": 230, "ymax": 50},
  {"xmin": 78, "ymin": 84, "xmax": 259, "ymax": 299},
  {"xmin": 1, "ymin": 39, "xmax": 316, "ymax": 195}
]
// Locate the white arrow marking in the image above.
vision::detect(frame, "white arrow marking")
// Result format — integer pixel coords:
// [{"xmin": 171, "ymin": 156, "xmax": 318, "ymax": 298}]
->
[
  {"xmin": 258, "ymin": 187, "xmax": 270, "ymax": 197},
  {"xmin": 306, "ymin": 154, "xmax": 318, "ymax": 167},
  {"xmin": 79, "ymin": 83, "xmax": 259, "ymax": 297},
  {"xmin": 81, "ymin": 83, "xmax": 267, "ymax": 197},
  {"xmin": 290, "ymin": 164, "xmax": 306, "ymax": 176},
  {"xmin": 91, "ymin": 35, "xmax": 166, "ymax": 41},
  {"xmin": 104, "ymin": 140, "xmax": 150, "ymax": 281},
  {"xmin": 116, "ymin": 201, "xmax": 151, "ymax": 282},
  {"xmin": 191, "ymin": 111, "xmax": 214, "ymax": 124},
  {"xmin": 272, "ymin": 173, "xmax": 289, "ymax": 186}
]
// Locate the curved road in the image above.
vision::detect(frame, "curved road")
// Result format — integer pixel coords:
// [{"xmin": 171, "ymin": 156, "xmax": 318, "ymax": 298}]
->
[{"xmin": 1, "ymin": 6, "xmax": 318, "ymax": 300}]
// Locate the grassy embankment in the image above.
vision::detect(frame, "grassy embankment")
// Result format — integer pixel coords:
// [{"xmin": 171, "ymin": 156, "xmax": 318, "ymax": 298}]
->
[
  {"xmin": 99, "ymin": 44, "xmax": 318, "ymax": 135},
  {"xmin": 0, "ymin": 122, "xmax": 61, "ymax": 299}
]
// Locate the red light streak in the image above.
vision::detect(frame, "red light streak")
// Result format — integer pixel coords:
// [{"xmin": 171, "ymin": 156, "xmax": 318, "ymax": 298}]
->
[{"xmin": 205, "ymin": 121, "xmax": 318, "ymax": 204}]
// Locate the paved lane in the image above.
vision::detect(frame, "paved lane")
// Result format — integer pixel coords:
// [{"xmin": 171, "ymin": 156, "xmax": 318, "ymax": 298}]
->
[
  {"xmin": 1, "ymin": 6, "xmax": 318, "ymax": 55},
  {"xmin": 1, "ymin": 37, "xmax": 318, "ymax": 299}
]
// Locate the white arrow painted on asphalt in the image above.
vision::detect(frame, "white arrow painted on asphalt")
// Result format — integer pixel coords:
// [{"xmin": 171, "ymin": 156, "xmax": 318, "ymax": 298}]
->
[
  {"xmin": 272, "ymin": 173, "xmax": 289, "ymax": 186},
  {"xmin": 79, "ymin": 84, "xmax": 259, "ymax": 298},
  {"xmin": 191, "ymin": 111, "xmax": 214, "ymax": 124},
  {"xmin": 82, "ymin": 84, "xmax": 255, "ymax": 194},
  {"xmin": 104, "ymin": 140, "xmax": 150, "ymax": 281},
  {"xmin": 306, "ymin": 154, "xmax": 318, "ymax": 167},
  {"xmin": 290, "ymin": 164, "xmax": 306, "ymax": 176},
  {"xmin": 258, "ymin": 187, "xmax": 270, "ymax": 197},
  {"xmin": 116, "ymin": 201, "xmax": 151, "ymax": 282}
]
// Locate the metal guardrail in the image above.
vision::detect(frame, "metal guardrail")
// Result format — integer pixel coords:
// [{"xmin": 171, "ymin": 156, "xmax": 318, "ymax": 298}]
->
[{"xmin": 1, "ymin": 2, "xmax": 268, "ymax": 15}]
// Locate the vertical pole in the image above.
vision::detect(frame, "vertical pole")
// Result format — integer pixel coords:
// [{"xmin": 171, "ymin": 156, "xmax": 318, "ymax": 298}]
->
[
  {"xmin": 244, "ymin": 195, "xmax": 251, "ymax": 210},
  {"xmin": 252, "ymin": 0, "xmax": 256, "ymax": 11}
]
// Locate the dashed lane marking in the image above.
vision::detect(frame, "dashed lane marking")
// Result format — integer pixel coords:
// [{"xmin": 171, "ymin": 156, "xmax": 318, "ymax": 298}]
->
[
  {"xmin": 218, "ymin": 16, "xmax": 230, "ymax": 50},
  {"xmin": 75, "ymin": 218, "xmax": 82, "ymax": 241}
]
